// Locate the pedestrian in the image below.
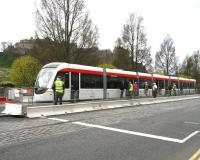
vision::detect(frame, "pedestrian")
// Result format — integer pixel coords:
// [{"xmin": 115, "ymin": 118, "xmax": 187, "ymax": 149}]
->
[
  {"xmin": 133, "ymin": 82, "xmax": 138, "ymax": 96},
  {"xmin": 172, "ymin": 83, "xmax": 177, "ymax": 96},
  {"xmin": 128, "ymin": 82, "xmax": 133, "ymax": 98},
  {"xmin": 152, "ymin": 82, "xmax": 158, "ymax": 98},
  {"xmin": 53, "ymin": 76, "xmax": 65, "ymax": 105},
  {"xmin": 180, "ymin": 86, "xmax": 183, "ymax": 95},
  {"xmin": 144, "ymin": 81, "xmax": 149, "ymax": 96},
  {"xmin": 168, "ymin": 84, "xmax": 172, "ymax": 96},
  {"xmin": 120, "ymin": 80, "xmax": 124, "ymax": 98},
  {"xmin": 124, "ymin": 79, "xmax": 129, "ymax": 97}
]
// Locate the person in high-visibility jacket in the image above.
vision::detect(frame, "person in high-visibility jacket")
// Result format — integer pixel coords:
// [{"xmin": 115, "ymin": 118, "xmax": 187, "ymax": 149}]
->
[
  {"xmin": 172, "ymin": 83, "xmax": 177, "ymax": 96},
  {"xmin": 128, "ymin": 82, "xmax": 133, "ymax": 98},
  {"xmin": 53, "ymin": 76, "xmax": 64, "ymax": 105}
]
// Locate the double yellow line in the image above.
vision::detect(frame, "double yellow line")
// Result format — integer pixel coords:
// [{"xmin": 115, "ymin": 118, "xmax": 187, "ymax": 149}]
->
[{"xmin": 189, "ymin": 149, "xmax": 200, "ymax": 160}]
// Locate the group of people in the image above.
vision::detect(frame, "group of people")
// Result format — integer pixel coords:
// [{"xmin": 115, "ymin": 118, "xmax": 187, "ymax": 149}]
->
[
  {"xmin": 120, "ymin": 80, "xmax": 178, "ymax": 99},
  {"xmin": 120, "ymin": 80, "xmax": 150, "ymax": 98},
  {"xmin": 127, "ymin": 82, "xmax": 138, "ymax": 98},
  {"xmin": 167, "ymin": 83, "xmax": 177, "ymax": 96},
  {"xmin": 151, "ymin": 82, "xmax": 178, "ymax": 98},
  {"xmin": 52, "ymin": 76, "xmax": 178, "ymax": 105}
]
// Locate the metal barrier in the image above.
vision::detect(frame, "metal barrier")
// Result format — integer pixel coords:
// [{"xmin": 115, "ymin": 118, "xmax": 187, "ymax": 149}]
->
[
  {"xmin": 196, "ymin": 89, "xmax": 200, "ymax": 94},
  {"xmin": 1, "ymin": 87, "xmax": 33, "ymax": 115}
]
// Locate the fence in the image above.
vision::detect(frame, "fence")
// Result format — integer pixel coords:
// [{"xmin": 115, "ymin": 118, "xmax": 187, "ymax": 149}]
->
[
  {"xmin": 0, "ymin": 87, "xmax": 33, "ymax": 105},
  {"xmin": 0, "ymin": 87, "xmax": 200, "ymax": 106}
]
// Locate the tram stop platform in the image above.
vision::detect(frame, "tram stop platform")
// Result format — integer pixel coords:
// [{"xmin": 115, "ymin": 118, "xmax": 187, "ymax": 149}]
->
[{"xmin": 1, "ymin": 94, "xmax": 200, "ymax": 118}]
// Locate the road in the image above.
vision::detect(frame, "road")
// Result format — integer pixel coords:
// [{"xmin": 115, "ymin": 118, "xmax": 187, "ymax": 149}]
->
[{"xmin": 0, "ymin": 98, "xmax": 200, "ymax": 160}]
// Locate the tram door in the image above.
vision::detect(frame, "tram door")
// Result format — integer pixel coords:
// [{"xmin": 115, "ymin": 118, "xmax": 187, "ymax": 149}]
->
[{"xmin": 71, "ymin": 73, "xmax": 79, "ymax": 100}]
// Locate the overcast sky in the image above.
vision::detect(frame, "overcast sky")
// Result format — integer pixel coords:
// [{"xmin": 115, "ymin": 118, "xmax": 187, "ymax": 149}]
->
[{"xmin": 0, "ymin": 0, "xmax": 200, "ymax": 62}]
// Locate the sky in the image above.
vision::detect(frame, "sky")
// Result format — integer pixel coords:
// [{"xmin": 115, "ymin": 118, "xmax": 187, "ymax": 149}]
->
[{"xmin": 0, "ymin": 0, "xmax": 200, "ymax": 62}]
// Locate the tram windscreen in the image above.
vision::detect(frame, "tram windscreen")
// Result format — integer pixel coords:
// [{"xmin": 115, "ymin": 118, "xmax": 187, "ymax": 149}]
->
[{"xmin": 35, "ymin": 68, "xmax": 55, "ymax": 88}]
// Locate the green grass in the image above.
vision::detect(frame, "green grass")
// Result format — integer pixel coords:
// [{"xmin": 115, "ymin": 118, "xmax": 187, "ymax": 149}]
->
[
  {"xmin": 0, "ymin": 54, "xmax": 11, "ymax": 82},
  {"xmin": 0, "ymin": 54, "xmax": 12, "ymax": 68},
  {"xmin": 0, "ymin": 68, "xmax": 10, "ymax": 82}
]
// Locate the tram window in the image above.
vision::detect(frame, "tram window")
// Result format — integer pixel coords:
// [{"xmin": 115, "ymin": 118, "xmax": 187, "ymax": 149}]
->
[
  {"xmin": 81, "ymin": 74, "xmax": 103, "ymax": 89},
  {"xmin": 124, "ymin": 78, "xmax": 132, "ymax": 89},
  {"xmin": 190, "ymin": 82, "xmax": 194, "ymax": 89},
  {"xmin": 139, "ymin": 78, "xmax": 145, "ymax": 88},
  {"xmin": 192, "ymin": 83, "xmax": 195, "ymax": 88},
  {"xmin": 148, "ymin": 80, "xmax": 152, "ymax": 89},
  {"xmin": 183, "ymin": 82, "xmax": 188, "ymax": 89},
  {"xmin": 64, "ymin": 72, "xmax": 69, "ymax": 88},
  {"xmin": 139, "ymin": 79, "xmax": 152, "ymax": 89},
  {"xmin": 107, "ymin": 76, "xmax": 121, "ymax": 89},
  {"xmin": 158, "ymin": 80, "xmax": 164, "ymax": 89},
  {"xmin": 180, "ymin": 82, "xmax": 183, "ymax": 89},
  {"xmin": 176, "ymin": 82, "xmax": 179, "ymax": 88},
  {"xmin": 165, "ymin": 80, "xmax": 169, "ymax": 88},
  {"xmin": 127, "ymin": 78, "xmax": 134, "ymax": 84},
  {"xmin": 191, "ymin": 83, "xmax": 194, "ymax": 88},
  {"xmin": 171, "ymin": 81, "xmax": 178, "ymax": 88}
]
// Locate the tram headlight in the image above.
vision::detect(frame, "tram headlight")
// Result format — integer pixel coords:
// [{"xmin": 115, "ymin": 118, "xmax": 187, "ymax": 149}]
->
[{"xmin": 34, "ymin": 87, "xmax": 48, "ymax": 94}]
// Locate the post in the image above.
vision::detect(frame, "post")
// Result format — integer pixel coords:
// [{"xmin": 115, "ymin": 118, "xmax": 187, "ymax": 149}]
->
[
  {"xmin": 103, "ymin": 68, "xmax": 107, "ymax": 99},
  {"xmin": 178, "ymin": 78, "xmax": 180, "ymax": 95},
  {"xmin": 137, "ymin": 72, "xmax": 139, "ymax": 97},
  {"xmin": 151, "ymin": 73, "xmax": 154, "ymax": 97}
]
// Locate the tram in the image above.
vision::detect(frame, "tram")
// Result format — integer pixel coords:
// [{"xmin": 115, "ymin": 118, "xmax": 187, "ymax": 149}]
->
[{"xmin": 33, "ymin": 62, "xmax": 196, "ymax": 102}]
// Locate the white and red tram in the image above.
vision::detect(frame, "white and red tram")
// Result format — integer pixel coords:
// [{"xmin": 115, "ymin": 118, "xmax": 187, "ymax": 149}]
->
[{"xmin": 33, "ymin": 62, "xmax": 196, "ymax": 102}]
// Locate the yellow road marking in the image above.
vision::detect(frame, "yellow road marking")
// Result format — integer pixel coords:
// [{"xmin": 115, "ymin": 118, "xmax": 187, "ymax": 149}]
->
[{"xmin": 189, "ymin": 149, "xmax": 200, "ymax": 160}]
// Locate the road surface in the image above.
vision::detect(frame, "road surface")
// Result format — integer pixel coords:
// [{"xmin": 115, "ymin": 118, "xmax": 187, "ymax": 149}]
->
[{"xmin": 0, "ymin": 98, "xmax": 199, "ymax": 160}]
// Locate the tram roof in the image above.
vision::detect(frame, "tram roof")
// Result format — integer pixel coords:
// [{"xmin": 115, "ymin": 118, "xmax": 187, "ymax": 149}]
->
[{"xmin": 42, "ymin": 62, "xmax": 196, "ymax": 82}]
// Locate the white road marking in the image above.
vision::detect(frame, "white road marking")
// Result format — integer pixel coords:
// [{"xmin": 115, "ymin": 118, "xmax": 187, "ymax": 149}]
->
[
  {"xmin": 73, "ymin": 121, "xmax": 199, "ymax": 143},
  {"xmin": 181, "ymin": 131, "xmax": 200, "ymax": 143},
  {"xmin": 184, "ymin": 121, "xmax": 200, "ymax": 125},
  {"xmin": 48, "ymin": 117, "xmax": 200, "ymax": 144},
  {"xmin": 48, "ymin": 117, "xmax": 69, "ymax": 122}
]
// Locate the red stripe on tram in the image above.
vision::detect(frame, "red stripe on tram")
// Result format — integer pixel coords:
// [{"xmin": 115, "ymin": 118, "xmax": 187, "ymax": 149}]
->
[{"xmin": 59, "ymin": 68, "xmax": 103, "ymax": 75}]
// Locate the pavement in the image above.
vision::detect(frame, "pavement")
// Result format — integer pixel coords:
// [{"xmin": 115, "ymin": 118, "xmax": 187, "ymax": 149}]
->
[
  {"xmin": 26, "ymin": 94, "xmax": 200, "ymax": 117},
  {"xmin": 0, "ymin": 96, "xmax": 200, "ymax": 160},
  {"xmin": 1, "ymin": 94, "xmax": 200, "ymax": 118},
  {"xmin": 0, "ymin": 104, "xmax": 5, "ymax": 115}
]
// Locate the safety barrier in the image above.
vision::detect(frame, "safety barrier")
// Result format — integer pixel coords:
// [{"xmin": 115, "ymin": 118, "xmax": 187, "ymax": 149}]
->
[
  {"xmin": 2, "ymin": 103, "xmax": 24, "ymax": 115},
  {"xmin": 25, "ymin": 95, "xmax": 200, "ymax": 118}
]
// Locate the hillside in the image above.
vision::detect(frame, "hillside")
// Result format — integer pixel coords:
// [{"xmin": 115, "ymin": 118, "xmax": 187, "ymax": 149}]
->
[
  {"xmin": 0, "ymin": 54, "xmax": 11, "ymax": 82},
  {"xmin": 0, "ymin": 68, "xmax": 9, "ymax": 82},
  {"xmin": 0, "ymin": 54, "xmax": 12, "ymax": 68}
]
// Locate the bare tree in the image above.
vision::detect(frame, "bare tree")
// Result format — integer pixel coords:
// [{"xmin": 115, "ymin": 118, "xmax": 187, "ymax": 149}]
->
[
  {"xmin": 180, "ymin": 50, "xmax": 200, "ymax": 79},
  {"xmin": 136, "ymin": 32, "xmax": 153, "ymax": 72},
  {"xmin": 180, "ymin": 55, "xmax": 193, "ymax": 76},
  {"xmin": 1, "ymin": 42, "xmax": 12, "ymax": 52},
  {"xmin": 118, "ymin": 13, "xmax": 152, "ymax": 72},
  {"xmin": 155, "ymin": 35, "xmax": 178, "ymax": 75},
  {"xmin": 35, "ymin": 0, "xmax": 99, "ymax": 62},
  {"xmin": 192, "ymin": 50, "xmax": 200, "ymax": 75},
  {"xmin": 113, "ymin": 46, "xmax": 131, "ymax": 71}
]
